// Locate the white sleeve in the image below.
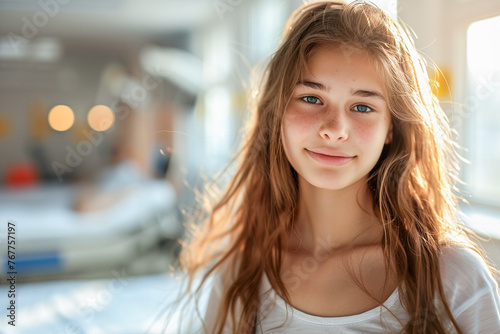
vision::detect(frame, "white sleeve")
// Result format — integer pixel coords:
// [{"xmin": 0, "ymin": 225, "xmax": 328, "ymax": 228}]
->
[
  {"xmin": 203, "ymin": 266, "xmax": 239, "ymax": 334},
  {"xmin": 454, "ymin": 285, "xmax": 500, "ymax": 333},
  {"xmin": 441, "ymin": 246, "xmax": 500, "ymax": 333},
  {"xmin": 204, "ymin": 272, "xmax": 224, "ymax": 334}
]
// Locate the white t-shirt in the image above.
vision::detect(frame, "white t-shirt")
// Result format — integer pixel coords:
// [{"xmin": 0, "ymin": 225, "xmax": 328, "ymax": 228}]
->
[{"xmin": 205, "ymin": 245, "xmax": 500, "ymax": 333}]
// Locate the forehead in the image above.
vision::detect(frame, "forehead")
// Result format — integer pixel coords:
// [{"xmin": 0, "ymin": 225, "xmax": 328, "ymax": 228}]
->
[{"xmin": 302, "ymin": 44, "xmax": 387, "ymax": 92}]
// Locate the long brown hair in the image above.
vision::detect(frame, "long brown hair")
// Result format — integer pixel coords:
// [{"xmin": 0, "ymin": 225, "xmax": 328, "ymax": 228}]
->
[{"xmin": 177, "ymin": 1, "xmax": 489, "ymax": 333}]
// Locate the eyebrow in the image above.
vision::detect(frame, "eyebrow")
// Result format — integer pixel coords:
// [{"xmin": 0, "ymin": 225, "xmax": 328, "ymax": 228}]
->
[
  {"xmin": 296, "ymin": 80, "xmax": 386, "ymax": 102},
  {"xmin": 298, "ymin": 80, "xmax": 328, "ymax": 91},
  {"xmin": 352, "ymin": 89, "xmax": 386, "ymax": 101}
]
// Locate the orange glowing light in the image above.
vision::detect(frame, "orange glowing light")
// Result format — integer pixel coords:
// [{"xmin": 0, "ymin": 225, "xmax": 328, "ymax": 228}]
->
[
  {"xmin": 88, "ymin": 105, "xmax": 114, "ymax": 132},
  {"xmin": 48, "ymin": 105, "xmax": 74, "ymax": 131}
]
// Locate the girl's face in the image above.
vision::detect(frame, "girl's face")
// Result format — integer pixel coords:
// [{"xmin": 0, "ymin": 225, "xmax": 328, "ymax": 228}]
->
[{"xmin": 281, "ymin": 44, "xmax": 392, "ymax": 192}]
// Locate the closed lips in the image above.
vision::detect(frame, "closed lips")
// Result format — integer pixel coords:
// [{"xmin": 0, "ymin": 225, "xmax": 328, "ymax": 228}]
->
[
  {"xmin": 306, "ymin": 149, "xmax": 355, "ymax": 166},
  {"xmin": 306, "ymin": 148, "xmax": 354, "ymax": 158}
]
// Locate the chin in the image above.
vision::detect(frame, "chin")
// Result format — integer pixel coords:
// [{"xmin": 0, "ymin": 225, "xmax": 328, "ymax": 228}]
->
[
  {"xmin": 303, "ymin": 178, "xmax": 352, "ymax": 191},
  {"xmin": 300, "ymin": 172, "xmax": 370, "ymax": 192}
]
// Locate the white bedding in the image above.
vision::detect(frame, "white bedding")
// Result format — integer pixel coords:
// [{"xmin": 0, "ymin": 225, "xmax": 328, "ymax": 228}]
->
[{"xmin": 0, "ymin": 272, "xmax": 205, "ymax": 334}]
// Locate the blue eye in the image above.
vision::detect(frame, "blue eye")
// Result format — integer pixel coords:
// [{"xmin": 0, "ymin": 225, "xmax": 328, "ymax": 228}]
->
[
  {"xmin": 301, "ymin": 96, "xmax": 321, "ymax": 104},
  {"xmin": 352, "ymin": 104, "xmax": 373, "ymax": 113}
]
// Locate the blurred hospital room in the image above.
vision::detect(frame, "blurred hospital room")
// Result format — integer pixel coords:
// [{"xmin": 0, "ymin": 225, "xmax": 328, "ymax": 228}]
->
[{"xmin": 0, "ymin": 0, "xmax": 500, "ymax": 333}]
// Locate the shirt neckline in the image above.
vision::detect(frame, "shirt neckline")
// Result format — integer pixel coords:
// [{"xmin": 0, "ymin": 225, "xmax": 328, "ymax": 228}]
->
[{"xmin": 261, "ymin": 272, "xmax": 400, "ymax": 325}]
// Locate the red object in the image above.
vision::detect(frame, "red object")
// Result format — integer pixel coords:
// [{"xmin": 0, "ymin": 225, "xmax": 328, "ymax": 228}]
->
[{"xmin": 4, "ymin": 163, "xmax": 39, "ymax": 187}]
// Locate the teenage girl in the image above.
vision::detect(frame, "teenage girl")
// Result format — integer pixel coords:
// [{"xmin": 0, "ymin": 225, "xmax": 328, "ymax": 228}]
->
[{"xmin": 177, "ymin": 1, "xmax": 500, "ymax": 333}]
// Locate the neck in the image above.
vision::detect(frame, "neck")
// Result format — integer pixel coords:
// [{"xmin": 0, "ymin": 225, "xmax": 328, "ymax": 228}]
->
[{"xmin": 289, "ymin": 176, "xmax": 382, "ymax": 253}]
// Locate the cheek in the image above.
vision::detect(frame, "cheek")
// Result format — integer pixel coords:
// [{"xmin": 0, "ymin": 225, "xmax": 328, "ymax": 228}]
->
[
  {"xmin": 282, "ymin": 113, "xmax": 311, "ymax": 160},
  {"xmin": 356, "ymin": 121, "xmax": 389, "ymax": 149},
  {"xmin": 358, "ymin": 123, "xmax": 378, "ymax": 139},
  {"xmin": 283, "ymin": 112, "xmax": 318, "ymax": 135}
]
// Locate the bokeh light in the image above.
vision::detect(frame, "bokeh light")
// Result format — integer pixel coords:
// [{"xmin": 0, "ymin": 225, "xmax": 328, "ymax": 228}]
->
[
  {"xmin": 87, "ymin": 105, "xmax": 114, "ymax": 132},
  {"xmin": 48, "ymin": 105, "xmax": 75, "ymax": 132}
]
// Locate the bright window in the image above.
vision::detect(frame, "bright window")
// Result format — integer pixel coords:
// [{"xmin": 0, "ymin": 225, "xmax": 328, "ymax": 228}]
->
[{"xmin": 466, "ymin": 16, "xmax": 500, "ymax": 207}]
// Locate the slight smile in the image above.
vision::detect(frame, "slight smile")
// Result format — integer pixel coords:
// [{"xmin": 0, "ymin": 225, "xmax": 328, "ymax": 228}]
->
[{"xmin": 306, "ymin": 149, "xmax": 355, "ymax": 166}]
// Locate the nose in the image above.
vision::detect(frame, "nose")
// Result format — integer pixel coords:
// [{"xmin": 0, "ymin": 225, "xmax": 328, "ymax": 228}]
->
[{"xmin": 319, "ymin": 108, "xmax": 348, "ymax": 141}]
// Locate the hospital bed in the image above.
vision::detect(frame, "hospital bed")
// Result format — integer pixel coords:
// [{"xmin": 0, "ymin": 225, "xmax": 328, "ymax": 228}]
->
[{"xmin": 0, "ymin": 162, "xmax": 182, "ymax": 279}]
